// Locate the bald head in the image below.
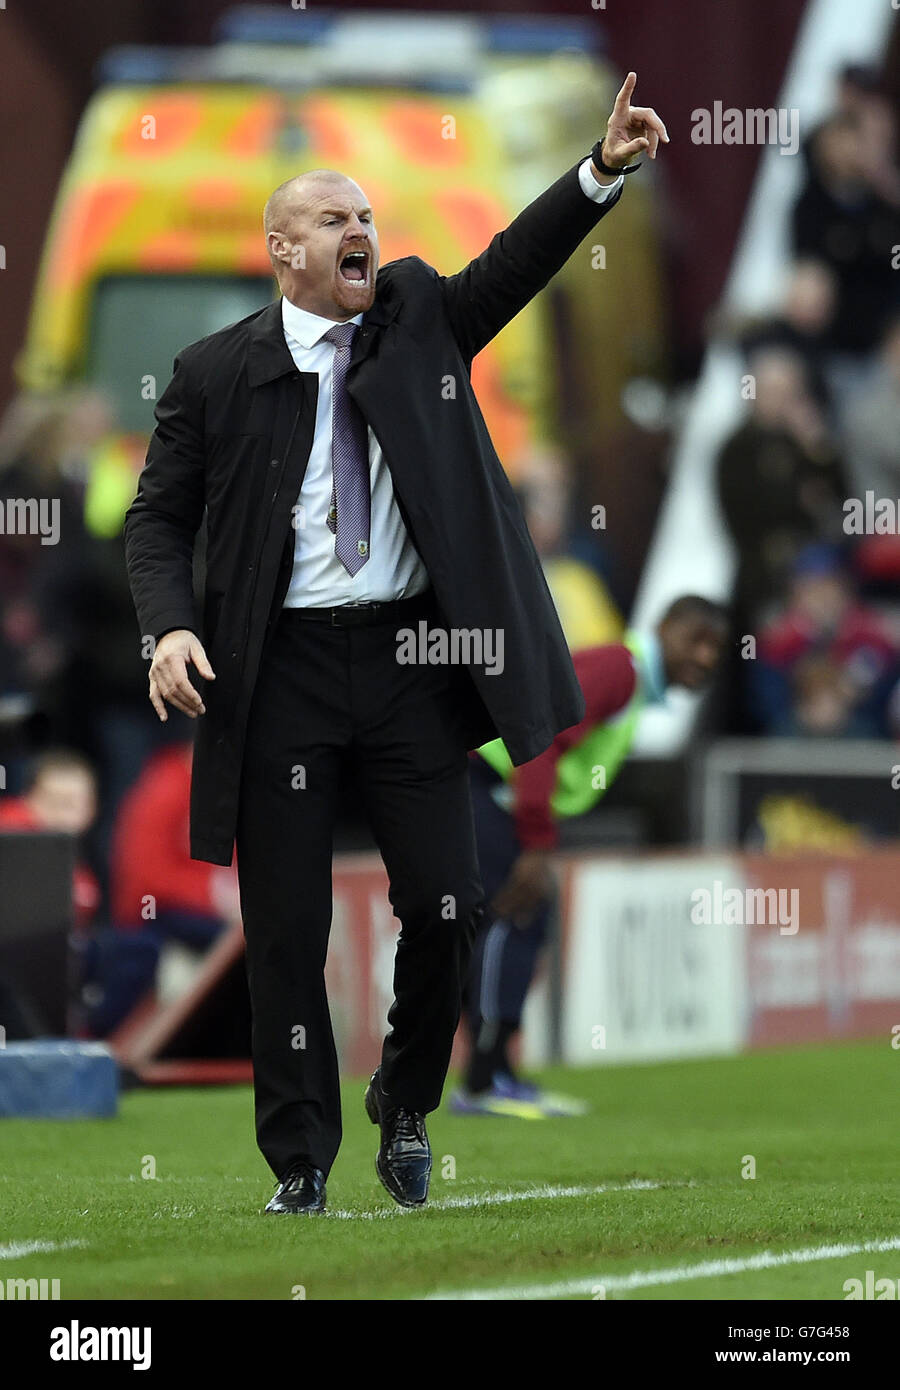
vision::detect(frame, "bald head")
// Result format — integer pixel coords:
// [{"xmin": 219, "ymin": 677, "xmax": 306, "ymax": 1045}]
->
[
  {"xmin": 263, "ymin": 169, "xmax": 359, "ymax": 238},
  {"xmin": 264, "ymin": 168, "xmax": 379, "ymax": 319}
]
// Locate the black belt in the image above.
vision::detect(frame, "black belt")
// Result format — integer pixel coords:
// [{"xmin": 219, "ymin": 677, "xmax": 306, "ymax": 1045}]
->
[{"xmin": 285, "ymin": 589, "xmax": 436, "ymax": 627}]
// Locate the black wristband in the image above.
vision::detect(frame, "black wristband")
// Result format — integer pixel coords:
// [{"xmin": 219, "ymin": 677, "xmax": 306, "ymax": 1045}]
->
[{"xmin": 591, "ymin": 137, "xmax": 642, "ymax": 176}]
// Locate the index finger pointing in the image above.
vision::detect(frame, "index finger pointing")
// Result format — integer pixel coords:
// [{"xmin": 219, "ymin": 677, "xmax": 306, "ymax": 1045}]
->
[{"xmin": 614, "ymin": 71, "xmax": 637, "ymax": 113}]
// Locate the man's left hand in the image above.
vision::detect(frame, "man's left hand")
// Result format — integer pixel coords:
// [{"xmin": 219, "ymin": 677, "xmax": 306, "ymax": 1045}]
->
[{"xmin": 600, "ymin": 70, "xmax": 669, "ymax": 170}]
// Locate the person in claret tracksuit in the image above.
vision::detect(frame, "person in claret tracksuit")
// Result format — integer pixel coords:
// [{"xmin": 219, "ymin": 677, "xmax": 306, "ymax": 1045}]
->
[{"xmin": 452, "ymin": 595, "xmax": 729, "ymax": 1118}]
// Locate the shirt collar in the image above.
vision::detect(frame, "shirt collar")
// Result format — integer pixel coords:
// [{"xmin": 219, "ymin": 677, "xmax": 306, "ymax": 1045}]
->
[
  {"xmin": 633, "ymin": 629, "xmax": 668, "ymax": 706},
  {"xmin": 281, "ymin": 295, "xmax": 364, "ymax": 349}
]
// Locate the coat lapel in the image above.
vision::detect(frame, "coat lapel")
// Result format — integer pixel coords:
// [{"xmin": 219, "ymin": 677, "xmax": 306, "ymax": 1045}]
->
[
  {"xmin": 246, "ymin": 301, "xmax": 295, "ymax": 388},
  {"xmin": 247, "ymin": 279, "xmax": 400, "ymax": 388}
]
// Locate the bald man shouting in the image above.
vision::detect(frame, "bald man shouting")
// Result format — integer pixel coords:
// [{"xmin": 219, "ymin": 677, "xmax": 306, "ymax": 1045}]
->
[{"xmin": 125, "ymin": 74, "xmax": 668, "ymax": 1214}]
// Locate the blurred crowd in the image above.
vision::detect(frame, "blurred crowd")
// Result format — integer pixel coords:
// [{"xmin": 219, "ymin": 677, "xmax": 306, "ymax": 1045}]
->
[
  {"xmin": 717, "ymin": 62, "xmax": 900, "ymax": 738},
  {"xmin": 0, "ymin": 391, "xmax": 241, "ymax": 1035}
]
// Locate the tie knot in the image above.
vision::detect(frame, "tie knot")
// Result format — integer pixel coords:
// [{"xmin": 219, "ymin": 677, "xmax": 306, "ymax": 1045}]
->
[{"xmin": 322, "ymin": 322, "xmax": 358, "ymax": 351}]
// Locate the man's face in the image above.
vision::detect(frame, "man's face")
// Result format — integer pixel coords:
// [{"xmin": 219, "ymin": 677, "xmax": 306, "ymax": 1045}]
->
[
  {"xmin": 271, "ymin": 177, "xmax": 380, "ymax": 320},
  {"xmin": 660, "ymin": 617, "xmax": 726, "ymax": 691}
]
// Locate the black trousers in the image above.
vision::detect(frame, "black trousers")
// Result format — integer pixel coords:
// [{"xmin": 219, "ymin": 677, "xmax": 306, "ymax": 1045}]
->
[{"xmin": 235, "ymin": 593, "xmax": 485, "ymax": 1180}]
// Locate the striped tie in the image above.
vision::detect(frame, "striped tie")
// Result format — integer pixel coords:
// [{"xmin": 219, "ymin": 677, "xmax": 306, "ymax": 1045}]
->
[{"xmin": 322, "ymin": 322, "xmax": 370, "ymax": 576}]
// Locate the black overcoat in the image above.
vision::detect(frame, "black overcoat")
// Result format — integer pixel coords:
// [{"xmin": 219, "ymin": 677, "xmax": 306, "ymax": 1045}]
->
[{"xmin": 124, "ymin": 157, "xmax": 623, "ymax": 864}]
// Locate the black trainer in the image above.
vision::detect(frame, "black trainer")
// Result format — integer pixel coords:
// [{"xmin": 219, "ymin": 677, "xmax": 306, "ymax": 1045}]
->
[
  {"xmin": 364, "ymin": 1067, "xmax": 431, "ymax": 1208},
  {"xmin": 264, "ymin": 1161, "xmax": 327, "ymax": 1215}
]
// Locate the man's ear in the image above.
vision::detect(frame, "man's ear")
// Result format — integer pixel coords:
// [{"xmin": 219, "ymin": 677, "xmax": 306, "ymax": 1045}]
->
[{"xmin": 267, "ymin": 232, "xmax": 291, "ymax": 266}]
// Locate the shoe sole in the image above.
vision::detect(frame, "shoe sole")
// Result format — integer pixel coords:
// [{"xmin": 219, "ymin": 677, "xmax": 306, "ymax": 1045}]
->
[
  {"xmin": 263, "ymin": 1202, "xmax": 326, "ymax": 1215},
  {"xmin": 365, "ymin": 1081, "xmax": 429, "ymax": 1209}
]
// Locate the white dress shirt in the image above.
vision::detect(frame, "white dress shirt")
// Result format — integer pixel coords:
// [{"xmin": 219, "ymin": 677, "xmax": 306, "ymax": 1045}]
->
[
  {"xmin": 282, "ymin": 160, "xmax": 622, "ymax": 607},
  {"xmin": 281, "ymin": 296, "xmax": 430, "ymax": 607}
]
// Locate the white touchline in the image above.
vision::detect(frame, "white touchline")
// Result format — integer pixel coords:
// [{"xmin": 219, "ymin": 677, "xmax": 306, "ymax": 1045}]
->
[
  {"xmin": 326, "ymin": 1178, "xmax": 683, "ymax": 1220},
  {"xmin": 425, "ymin": 1236, "xmax": 900, "ymax": 1299},
  {"xmin": 0, "ymin": 1240, "xmax": 86, "ymax": 1260}
]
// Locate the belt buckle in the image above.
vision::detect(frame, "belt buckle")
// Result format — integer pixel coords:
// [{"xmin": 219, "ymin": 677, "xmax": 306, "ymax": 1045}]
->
[{"xmin": 333, "ymin": 601, "xmax": 379, "ymax": 626}]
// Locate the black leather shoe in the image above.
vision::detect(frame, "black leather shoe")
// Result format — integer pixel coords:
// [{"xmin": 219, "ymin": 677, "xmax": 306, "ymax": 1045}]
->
[
  {"xmin": 364, "ymin": 1067, "xmax": 431, "ymax": 1208},
  {"xmin": 264, "ymin": 1162, "xmax": 326, "ymax": 1215}
]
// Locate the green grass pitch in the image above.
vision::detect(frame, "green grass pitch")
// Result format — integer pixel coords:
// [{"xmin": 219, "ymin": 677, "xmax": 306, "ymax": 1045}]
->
[{"xmin": 1, "ymin": 1040, "xmax": 896, "ymax": 1300}]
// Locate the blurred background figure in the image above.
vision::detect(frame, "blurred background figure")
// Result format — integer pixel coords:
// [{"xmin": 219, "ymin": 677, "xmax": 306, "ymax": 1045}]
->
[
  {"xmin": 748, "ymin": 544, "xmax": 900, "ymax": 738},
  {"xmin": 454, "ymin": 596, "xmax": 728, "ymax": 1118},
  {"xmin": 0, "ymin": 392, "xmax": 91, "ymax": 713},
  {"xmin": 0, "ymin": 746, "xmax": 100, "ymax": 928},
  {"xmin": 85, "ymin": 741, "xmax": 240, "ymax": 1036},
  {"xmin": 716, "ymin": 346, "xmax": 847, "ymax": 629},
  {"xmin": 792, "ymin": 76, "xmax": 900, "ymax": 416},
  {"xmin": 0, "ymin": 383, "xmax": 189, "ymax": 913},
  {"xmin": 514, "ymin": 443, "xmax": 623, "ymax": 649},
  {"xmin": 737, "ymin": 258, "xmax": 837, "ymax": 422}
]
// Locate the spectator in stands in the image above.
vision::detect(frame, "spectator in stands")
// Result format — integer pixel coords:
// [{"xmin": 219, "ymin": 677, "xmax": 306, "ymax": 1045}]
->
[
  {"xmin": 792, "ymin": 107, "xmax": 900, "ymax": 409},
  {"xmin": 738, "ymin": 258, "xmax": 837, "ymax": 419},
  {"xmin": 0, "ymin": 747, "xmax": 100, "ymax": 926},
  {"xmin": 749, "ymin": 544, "xmax": 899, "ymax": 737},
  {"xmin": 717, "ymin": 347, "xmax": 847, "ymax": 624},
  {"xmin": 842, "ymin": 66, "xmax": 900, "ymax": 208},
  {"xmin": 515, "ymin": 443, "xmax": 622, "ymax": 650},
  {"xmin": 802, "ymin": 62, "xmax": 896, "ymax": 178},
  {"xmin": 0, "ymin": 394, "xmax": 87, "ymax": 703},
  {"xmin": 87, "ymin": 742, "xmax": 240, "ymax": 1035}
]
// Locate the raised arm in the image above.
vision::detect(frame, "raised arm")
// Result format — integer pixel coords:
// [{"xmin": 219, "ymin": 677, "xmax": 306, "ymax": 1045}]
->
[
  {"xmin": 440, "ymin": 72, "xmax": 668, "ymax": 362},
  {"xmin": 438, "ymin": 161, "xmax": 623, "ymax": 364}
]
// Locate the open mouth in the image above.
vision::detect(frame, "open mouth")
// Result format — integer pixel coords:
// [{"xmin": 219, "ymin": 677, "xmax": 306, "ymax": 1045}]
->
[{"xmin": 338, "ymin": 249, "xmax": 369, "ymax": 284}]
